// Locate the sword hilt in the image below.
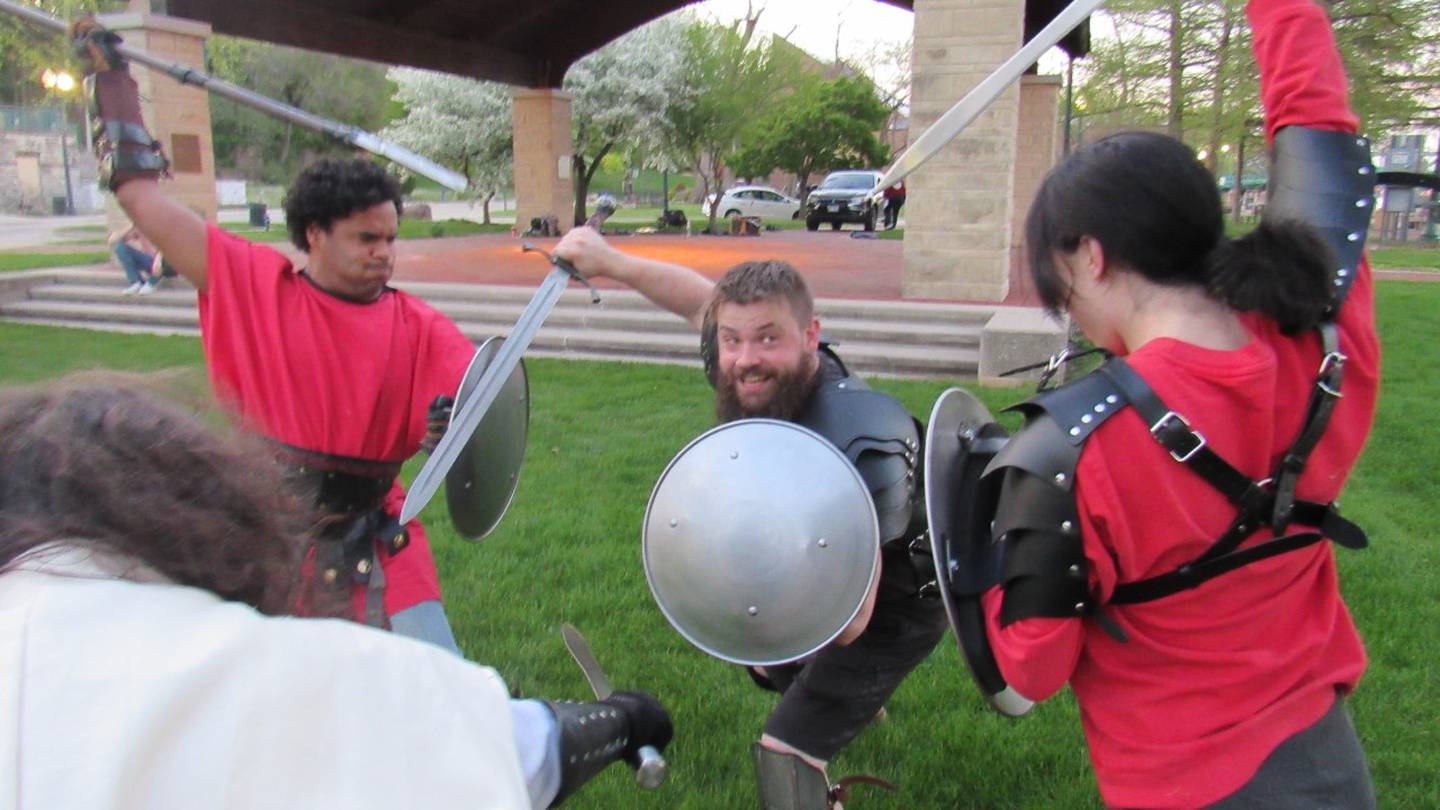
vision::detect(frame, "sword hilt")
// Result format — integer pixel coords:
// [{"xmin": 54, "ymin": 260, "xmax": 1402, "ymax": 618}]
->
[
  {"xmin": 521, "ymin": 242, "xmax": 602, "ymax": 304},
  {"xmin": 635, "ymin": 745, "xmax": 667, "ymax": 789}
]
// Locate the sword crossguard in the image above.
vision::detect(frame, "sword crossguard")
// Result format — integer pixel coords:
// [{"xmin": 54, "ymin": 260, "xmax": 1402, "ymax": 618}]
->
[{"xmin": 521, "ymin": 242, "xmax": 602, "ymax": 305}]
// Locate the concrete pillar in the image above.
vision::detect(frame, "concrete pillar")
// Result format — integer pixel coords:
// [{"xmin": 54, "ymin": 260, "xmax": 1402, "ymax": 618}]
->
[
  {"xmin": 1007, "ymin": 74, "xmax": 1063, "ymax": 302},
  {"xmin": 511, "ymin": 88, "xmax": 575, "ymax": 234},
  {"xmin": 101, "ymin": 1, "xmax": 217, "ymax": 226},
  {"xmin": 903, "ymin": 0, "xmax": 1026, "ymax": 302}
]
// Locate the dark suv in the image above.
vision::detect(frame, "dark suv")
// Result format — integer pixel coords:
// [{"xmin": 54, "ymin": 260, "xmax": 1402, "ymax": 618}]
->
[{"xmin": 805, "ymin": 170, "xmax": 884, "ymax": 231}]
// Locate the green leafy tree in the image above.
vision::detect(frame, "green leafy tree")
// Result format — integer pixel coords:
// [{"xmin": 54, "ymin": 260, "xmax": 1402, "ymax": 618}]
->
[
  {"xmin": 664, "ymin": 18, "xmax": 780, "ymax": 233},
  {"xmin": 562, "ymin": 16, "xmax": 687, "ymax": 225},
  {"xmin": 382, "ymin": 69, "xmax": 512, "ymax": 222},
  {"xmin": 0, "ymin": 0, "xmax": 117, "ymax": 107},
  {"xmin": 729, "ymin": 74, "xmax": 892, "ymax": 203},
  {"xmin": 205, "ymin": 37, "xmax": 393, "ymax": 182}
]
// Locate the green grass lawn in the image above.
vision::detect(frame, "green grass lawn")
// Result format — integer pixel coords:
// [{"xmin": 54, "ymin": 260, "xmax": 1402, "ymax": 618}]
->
[
  {"xmin": 0, "ymin": 280, "xmax": 1435, "ymax": 808},
  {"xmin": 220, "ymin": 218, "xmax": 512, "ymax": 243},
  {"xmin": 0, "ymin": 251, "xmax": 111, "ymax": 272},
  {"xmin": 1368, "ymin": 245, "xmax": 1440, "ymax": 270}
]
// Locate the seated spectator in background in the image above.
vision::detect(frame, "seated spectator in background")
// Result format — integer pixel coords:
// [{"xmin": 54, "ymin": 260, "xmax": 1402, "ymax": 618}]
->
[{"xmin": 108, "ymin": 225, "xmax": 159, "ymax": 295}]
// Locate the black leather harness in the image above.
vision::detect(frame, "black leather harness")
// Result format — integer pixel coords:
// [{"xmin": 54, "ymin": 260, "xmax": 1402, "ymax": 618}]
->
[{"xmin": 995, "ymin": 127, "xmax": 1376, "ymax": 625}]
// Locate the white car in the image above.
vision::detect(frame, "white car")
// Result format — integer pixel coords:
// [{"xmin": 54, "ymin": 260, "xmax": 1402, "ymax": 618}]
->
[{"xmin": 711, "ymin": 186, "xmax": 803, "ymax": 221}]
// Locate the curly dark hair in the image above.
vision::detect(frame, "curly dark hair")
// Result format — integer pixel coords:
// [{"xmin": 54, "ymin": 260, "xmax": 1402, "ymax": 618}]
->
[
  {"xmin": 282, "ymin": 157, "xmax": 404, "ymax": 252},
  {"xmin": 0, "ymin": 373, "xmax": 337, "ymax": 617}
]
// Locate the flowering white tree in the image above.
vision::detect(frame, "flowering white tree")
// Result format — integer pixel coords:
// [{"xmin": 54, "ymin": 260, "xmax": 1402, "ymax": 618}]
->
[
  {"xmin": 563, "ymin": 15, "xmax": 688, "ymax": 224},
  {"xmin": 382, "ymin": 69, "xmax": 513, "ymax": 223}
]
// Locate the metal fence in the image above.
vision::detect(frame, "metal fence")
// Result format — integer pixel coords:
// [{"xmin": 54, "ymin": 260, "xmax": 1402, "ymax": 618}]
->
[{"xmin": 0, "ymin": 104, "xmax": 66, "ymax": 133}]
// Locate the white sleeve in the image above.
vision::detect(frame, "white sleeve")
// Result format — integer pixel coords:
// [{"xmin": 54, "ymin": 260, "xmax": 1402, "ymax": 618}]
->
[{"xmin": 509, "ymin": 699, "xmax": 561, "ymax": 808}]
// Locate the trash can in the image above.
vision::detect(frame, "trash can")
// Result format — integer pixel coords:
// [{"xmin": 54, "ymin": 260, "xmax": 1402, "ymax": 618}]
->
[{"xmin": 248, "ymin": 203, "xmax": 269, "ymax": 228}]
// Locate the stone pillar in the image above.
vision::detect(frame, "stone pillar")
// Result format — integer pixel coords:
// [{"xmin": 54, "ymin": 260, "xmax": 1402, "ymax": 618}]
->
[
  {"xmin": 903, "ymin": 0, "xmax": 1026, "ymax": 302},
  {"xmin": 511, "ymin": 88, "xmax": 575, "ymax": 234},
  {"xmin": 100, "ymin": 2, "xmax": 217, "ymax": 226},
  {"xmin": 1008, "ymin": 74, "xmax": 1063, "ymax": 302}
]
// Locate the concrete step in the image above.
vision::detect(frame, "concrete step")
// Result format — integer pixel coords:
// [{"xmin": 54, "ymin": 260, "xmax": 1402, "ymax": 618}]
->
[{"xmin": 0, "ymin": 269, "xmax": 991, "ymax": 379}]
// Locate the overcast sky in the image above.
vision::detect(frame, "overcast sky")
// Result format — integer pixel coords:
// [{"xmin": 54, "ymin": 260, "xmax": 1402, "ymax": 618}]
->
[{"xmin": 684, "ymin": 0, "xmax": 1069, "ymax": 88}]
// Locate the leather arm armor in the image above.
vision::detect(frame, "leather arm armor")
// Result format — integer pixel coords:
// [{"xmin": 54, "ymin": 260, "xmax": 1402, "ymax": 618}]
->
[
  {"xmin": 71, "ymin": 19, "xmax": 168, "ymax": 191},
  {"xmin": 797, "ymin": 375, "xmax": 921, "ymax": 544},
  {"xmin": 984, "ymin": 373, "xmax": 1125, "ymax": 628},
  {"xmin": 1265, "ymin": 127, "xmax": 1375, "ymax": 315},
  {"xmin": 543, "ymin": 691, "xmax": 672, "ymax": 807}
]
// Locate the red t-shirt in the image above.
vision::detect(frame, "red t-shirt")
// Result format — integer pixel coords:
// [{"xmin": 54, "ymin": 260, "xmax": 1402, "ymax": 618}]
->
[
  {"xmin": 198, "ymin": 224, "xmax": 475, "ymax": 615},
  {"xmin": 982, "ymin": 2, "xmax": 1379, "ymax": 807}
]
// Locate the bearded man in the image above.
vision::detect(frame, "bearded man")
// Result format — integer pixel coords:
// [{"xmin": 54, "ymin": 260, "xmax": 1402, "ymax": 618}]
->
[{"xmin": 556, "ymin": 228, "xmax": 945, "ymax": 809}]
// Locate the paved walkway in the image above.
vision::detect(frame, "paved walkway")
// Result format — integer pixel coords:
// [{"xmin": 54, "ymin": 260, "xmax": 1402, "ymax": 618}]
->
[{"xmin": 5, "ymin": 212, "xmax": 1435, "ymax": 303}]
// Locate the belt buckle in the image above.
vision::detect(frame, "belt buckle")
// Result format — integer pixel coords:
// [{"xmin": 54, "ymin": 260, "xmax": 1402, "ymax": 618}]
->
[{"xmin": 1150, "ymin": 410, "xmax": 1207, "ymax": 463}]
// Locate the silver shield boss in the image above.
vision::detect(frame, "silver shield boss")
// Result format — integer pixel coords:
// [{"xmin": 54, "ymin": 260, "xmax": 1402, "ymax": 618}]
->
[
  {"xmin": 643, "ymin": 419, "xmax": 880, "ymax": 666},
  {"xmin": 446, "ymin": 336, "xmax": 529, "ymax": 541}
]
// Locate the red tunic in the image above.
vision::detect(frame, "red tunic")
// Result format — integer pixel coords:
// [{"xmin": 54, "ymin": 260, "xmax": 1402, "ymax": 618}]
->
[
  {"xmin": 198, "ymin": 224, "xmax": 475, "ymax": 616},
  {"xmin": 981, "ymin": 1, "xmax": 1379, "ymax": 806}
]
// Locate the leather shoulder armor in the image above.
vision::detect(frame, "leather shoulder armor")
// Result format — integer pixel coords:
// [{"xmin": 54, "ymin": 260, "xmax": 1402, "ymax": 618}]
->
[
  {"xmin": 982, "ymin": 370, "xmax": 1128, "ymax": 625},
  {"xmin": 1266, "ymin": 127, "xmax": 1375, "ymax": 313},
  {"xmin": 796, "ymin": 372, "xmax": 921, "ymax": 544}
]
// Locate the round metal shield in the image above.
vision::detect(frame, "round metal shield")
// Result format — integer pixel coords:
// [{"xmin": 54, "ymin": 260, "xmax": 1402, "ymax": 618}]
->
[
  {"xmin": 643, "ymin": 419, "xmax": 880, "ymax": 667},
  {"xmin": 446, "ymin": 336, "xmax": 529, "ymax": 541},
  {"xmin": 925, "ymin": 387, "xmax": 1034, "ymax": 717}
]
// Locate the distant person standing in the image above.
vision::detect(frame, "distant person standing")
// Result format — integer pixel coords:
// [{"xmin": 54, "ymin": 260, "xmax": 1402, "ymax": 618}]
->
[{"xmin": 882, "ymin": 181, "xmax": 906, "ymax": 230}]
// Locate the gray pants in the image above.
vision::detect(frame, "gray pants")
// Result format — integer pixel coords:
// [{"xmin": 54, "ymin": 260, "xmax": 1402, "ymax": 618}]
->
[{"xmin": 1202, "ymin": 694, "xmax": 1375, "ymax": 809}]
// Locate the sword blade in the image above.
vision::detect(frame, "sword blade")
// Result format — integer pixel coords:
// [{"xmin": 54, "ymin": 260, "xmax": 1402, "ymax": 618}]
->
[
  {"xmin": 875, "ymin": 0, "xmax": 1106, "ymax": 191},
  {"xmin": 561, "ymin": 622, "xmax": 615, "ymax": 699},
  {"xmin": 399, "ymin": 266, "xmax": 571, "ymax": 524},
  {"xmin": 0, "ymin": 0, "xmax": 467, "ymax": 191}
]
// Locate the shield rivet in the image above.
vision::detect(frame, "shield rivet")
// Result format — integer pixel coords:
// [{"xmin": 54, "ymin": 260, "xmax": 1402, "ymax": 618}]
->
[
  {"xmin": 1074, "ymin": 601, "xmax": 1086, "ymax": 613},
  {"xmin": 1106, "ymin": 395, "xmax": 1119, "ymax": 404},
  {"xmin": 323, "ymin": 568, "xmax": 338, "ymax": 584},
  {"xmin": 1054, "ymin": 473, "xmax": 1067, "ymax": 484},
  {"xmin": 357, "ymin": 558, "xmax": 371, "ymax": 575},
  {"xmin": 669, "ymin": 518, "xmax": 679, "ymax": 528},
  {"xmin": 817, "ymin": 538, "xmax": 829, "ymax": 548},
  {"xmin": 838, "ymin": 382, "xmax": 847, "ymax": 389},
  {"xmin": 747, "ymin": 606, "xmax": 759, "ymax": 616},
  {"xmin": 1094, "ymin": 403, "xmax": 1106, "ymax": 413},
  {"xmin": 1081, "ymin": 414, "xmax": 1093, "ymax": 424},
  {"xmin": 730, "ymin": 451, "xmax": 739, "ymax": 460},
  {"xmin": 463, "ymin": 480, "xmax": 472, "ymax": 489},
  {"xmin": 1068, "ymin": 427, "xmax": 1081, "ymax": 437},
  {"xmin": 1068, "ymin": 564, "xmax": 1082, "ymax": 576},
  {"xmin": 1061, "ymin": 520, "xmax": 1074, "ymax": 532}
]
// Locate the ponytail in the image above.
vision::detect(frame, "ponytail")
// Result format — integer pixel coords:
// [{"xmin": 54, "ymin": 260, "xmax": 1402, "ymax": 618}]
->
[{"xmin": 1203, "ymin": 219, "xmax": 1335, "ymax": 334}]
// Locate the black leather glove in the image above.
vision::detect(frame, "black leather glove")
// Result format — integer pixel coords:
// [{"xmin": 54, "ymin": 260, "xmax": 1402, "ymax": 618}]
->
[
  {"xmin": 420, "ymin": 394, "xmax": 454, "ymax": 454},
  {"xmin": 544, "ymin": 690, "xmax": 673, "ymax": 806},
  {"xmin": 600, "ymin": 690, "xmax": 673, "ymax": 765}
]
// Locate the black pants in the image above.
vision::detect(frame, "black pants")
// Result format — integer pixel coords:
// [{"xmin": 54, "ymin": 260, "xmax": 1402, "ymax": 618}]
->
[
  {"xmin": 1201, "ymin": 693, "xmax": 1375, "ymax": 810},
  {"xmin": 755, "ymin": 550, "xmax": 945, "ymax": 761}
]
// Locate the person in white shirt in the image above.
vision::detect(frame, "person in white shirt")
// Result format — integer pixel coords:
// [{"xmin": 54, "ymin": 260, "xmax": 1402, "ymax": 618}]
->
[{"xmin": 0, "ymin": 374, "xmax": 672, "ymax": 809}]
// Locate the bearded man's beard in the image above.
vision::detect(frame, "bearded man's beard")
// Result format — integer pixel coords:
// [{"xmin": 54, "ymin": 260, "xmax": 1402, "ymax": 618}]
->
[{"xmin": 715, "ymin": 362, "xmax": 820, "ymax": 423}]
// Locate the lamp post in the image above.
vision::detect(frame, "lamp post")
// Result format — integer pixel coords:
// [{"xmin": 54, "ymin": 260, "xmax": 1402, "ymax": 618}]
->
[{"xmin": 41, "ymin": 67, "xmax": 78, "ymax": 215}]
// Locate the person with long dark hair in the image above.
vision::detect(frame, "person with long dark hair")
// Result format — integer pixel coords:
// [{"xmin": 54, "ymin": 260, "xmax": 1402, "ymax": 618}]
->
[
  {"xmin": 978, "ymin": 0, "xmax": 1379, "ymax": 807},
  {"xmin": 0, "ymin": 377, "xmax": 671, "ymax": 809}
]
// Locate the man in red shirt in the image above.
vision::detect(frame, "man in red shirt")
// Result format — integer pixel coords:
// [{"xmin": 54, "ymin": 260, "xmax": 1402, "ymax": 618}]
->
[
  {"xmin": 74, "ymin": 25, "xmax": 474, "ymax": 652},
  {"xmin": 978, "ymin": 0, "xmax": 1379, "ymax": 806}
]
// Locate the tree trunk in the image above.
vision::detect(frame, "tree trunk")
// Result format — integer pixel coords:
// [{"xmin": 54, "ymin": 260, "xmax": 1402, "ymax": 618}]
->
[
  {"xmin": 573, "ymin": 143, "xmax": 613, "ymax": 227},
  {"xmin": 1231, "ymin": 134, "xmax": 1246, "ymax": 224},
  {"xmin": 1166, "ymin": 0, "xmax": 1185, "ymax": 138}
]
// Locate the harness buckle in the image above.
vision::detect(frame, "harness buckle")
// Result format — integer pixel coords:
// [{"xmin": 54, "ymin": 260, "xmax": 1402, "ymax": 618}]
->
[
  {"xmin": 1316, "ymin": 351, "xmax": 1347, "ymax": 398},
  {"xmin": 1150, "ymin": 411, "xmax": 1207, "ymax": 463}
]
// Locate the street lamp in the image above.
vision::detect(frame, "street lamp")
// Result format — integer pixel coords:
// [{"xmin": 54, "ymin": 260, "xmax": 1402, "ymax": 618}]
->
[{"xmin": 40, "ymin": 67, "xmax": 79, "ymax": 215}]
